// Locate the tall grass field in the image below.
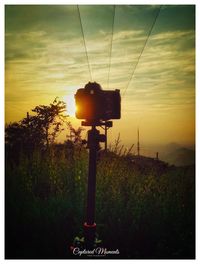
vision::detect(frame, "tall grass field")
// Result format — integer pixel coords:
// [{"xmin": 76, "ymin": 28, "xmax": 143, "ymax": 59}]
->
[{"xmin": 5, "ymin": 143, "xmax": 195, "ymax": 259}]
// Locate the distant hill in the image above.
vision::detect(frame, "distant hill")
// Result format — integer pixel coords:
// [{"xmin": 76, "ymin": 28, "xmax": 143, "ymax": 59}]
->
[
  {"xmin": 160, "ymin": 146, "xmax": 195, "ymax": 166},
  {"xmin": 164, "ymin": 142, "xmax": 181, "ymax": 152},
  {"xmin": 121, "ymin": 154, "xmax": 169, "ymax": 176}
]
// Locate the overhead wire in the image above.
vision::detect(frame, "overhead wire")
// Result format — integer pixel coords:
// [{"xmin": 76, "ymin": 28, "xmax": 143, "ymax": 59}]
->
[
  {"xmin": 122, "ymin": 5, "xmax": 162, "ymax": 97},
  {"xmin": 77, "ymin": 5, "xmax": 93, "ymax": 81},
  {"xmin": 107, "ymin": 5, "xmax": 116, "ymax": 89}
]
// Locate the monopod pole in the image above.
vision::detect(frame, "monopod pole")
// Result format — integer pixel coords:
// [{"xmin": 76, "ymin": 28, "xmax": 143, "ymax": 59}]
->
[
  {"xmin": 84, "ymin": 125, "xmax": 99, "ymax": 249},
  {"xmin": 105, "ymin": 125, "xmax": 107, "ymax": 151}
]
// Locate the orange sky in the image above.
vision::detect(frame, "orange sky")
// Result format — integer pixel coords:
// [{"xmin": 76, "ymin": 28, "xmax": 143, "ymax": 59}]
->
[{"xmin": 5, "ymin": 5, "xmax": 195, "ymax": 149}]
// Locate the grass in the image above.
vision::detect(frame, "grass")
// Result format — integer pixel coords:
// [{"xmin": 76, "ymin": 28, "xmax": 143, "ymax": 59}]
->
[{"xmin": 5, "ymin": 144, "xmax": 195, "ymax": 259}]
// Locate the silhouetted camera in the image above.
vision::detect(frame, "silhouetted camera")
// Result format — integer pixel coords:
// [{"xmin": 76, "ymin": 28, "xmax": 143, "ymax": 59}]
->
[{"xmin": 75, "ymin": 82, "xmax": 121, "ymax": 121}]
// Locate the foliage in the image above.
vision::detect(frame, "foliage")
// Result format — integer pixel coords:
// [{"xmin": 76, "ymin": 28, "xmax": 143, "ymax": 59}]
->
[
  {"xmin": 5, "ymin": 98, "xmax": 68, "ymax": 152},
  {"xmin": 31, "ymin": 98, "xmax": 67, "ymax": 146},
  {"xmin": 5, "ymin": 142, "xmax": 195, "ymax": 259},
  {"xmin": 66, "ymin": 123, "xmax": 85, "ymax": 144},
  {"xmin": 5, "ymin": 99, "xmax": 74, "ymax": 167}
]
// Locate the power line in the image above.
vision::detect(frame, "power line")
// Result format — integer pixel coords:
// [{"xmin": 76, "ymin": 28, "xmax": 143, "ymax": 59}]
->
[
  {"xmin": 122, "ymin": 5, "xmax": 162, "ymax": 97},
  {"xmin": 77, "ymin": 5, "xmax": 92, "ymax": 81},
  {"xmin": 107, "ymin": 5, "xmax": 116, "ymax": 89}
]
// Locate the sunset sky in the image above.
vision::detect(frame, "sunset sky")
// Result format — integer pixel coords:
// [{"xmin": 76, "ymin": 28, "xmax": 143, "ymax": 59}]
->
[{"xmin": 5, "ymin": 5, "xmax": 195, "ymax": 151}]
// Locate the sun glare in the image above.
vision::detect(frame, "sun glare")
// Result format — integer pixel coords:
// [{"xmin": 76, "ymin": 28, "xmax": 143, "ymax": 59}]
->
[{"xmin": 63, "ymin": 94, "xmax": 76, "ymax": 117}]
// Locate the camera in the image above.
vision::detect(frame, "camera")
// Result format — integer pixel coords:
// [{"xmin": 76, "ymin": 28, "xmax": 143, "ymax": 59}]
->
[{"xmin": 75, "ymin": 82, "xmax": 121, "ymax": 121}]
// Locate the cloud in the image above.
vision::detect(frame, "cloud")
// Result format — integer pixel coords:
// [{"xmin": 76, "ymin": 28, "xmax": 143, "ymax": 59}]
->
[{"xmin": 5, "ymin": 5, "xmax": 195, "ymax": 126}]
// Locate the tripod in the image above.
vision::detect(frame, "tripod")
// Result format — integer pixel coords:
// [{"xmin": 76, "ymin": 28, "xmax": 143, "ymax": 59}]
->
[{"xmin": 72, "ymin": 120, "xmax": 112, "ymax": 250}]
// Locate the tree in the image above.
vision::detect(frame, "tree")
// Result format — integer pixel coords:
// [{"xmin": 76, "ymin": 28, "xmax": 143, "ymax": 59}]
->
[
  {"xmin": 5, "ymin": 98, "xmax": 68, "ymax": 157},
  {"xmin": 30, "ymin": 98, "xmax": 67, "ymax": 147}
]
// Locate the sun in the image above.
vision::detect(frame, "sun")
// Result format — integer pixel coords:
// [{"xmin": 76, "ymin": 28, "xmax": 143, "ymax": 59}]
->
[{"xmin": 63, "ymin": 94, "xmax": 77, "ymax": 117}]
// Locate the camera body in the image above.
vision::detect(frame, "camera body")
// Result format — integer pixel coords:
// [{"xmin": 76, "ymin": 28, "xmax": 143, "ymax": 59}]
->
[{"xmin": 75, "ymin": 82, "xmax": 121, "ymax": 121}]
